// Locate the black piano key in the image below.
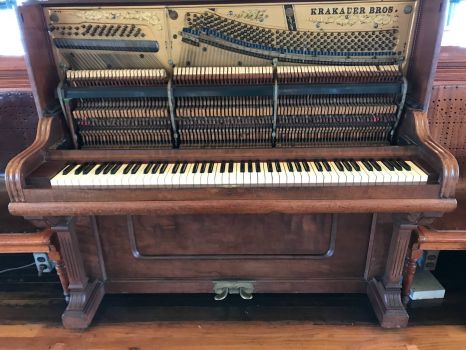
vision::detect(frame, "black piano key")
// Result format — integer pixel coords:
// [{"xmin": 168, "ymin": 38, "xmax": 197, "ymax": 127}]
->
[
  {"xmin": 74, "ymin": 163, "xmax": 88, "ymax": 175},
  {"xmin": 143, "ymin": 162, "xmax": 154, "ymax": 174},
  {"xmin": 159, "ymin": 163, "xmax": 168, "ymax": 174},
  {"xmin": 300, "ymin": 160, "xmax": 311, "ymax": 172},
  {"xmin": 228, "ymin": 161, "xmax": 234, "ymax": 173},
  {"xmin": 267, "ymin": 161, "xmax": 273, "ymax": 172},
  {"xmin": 193, "ymin": 162, "xmax": 200, "ymax": 174},
  {"xmin": 287, "ymin": 161, "xmax": 294, "ymax": 172},
  {"xmin": 334, "ymin": 160, "xmax": 344, "ymax": 172},
  {"xmin": 219, "ymin": 162, "xmax": 225, "ymax": 173},
  {"xmin": 275, "ymin": 161, "xmax": 283, "ymax": 172},
  {"xmin": 255, "ymin": 161, "xmax": 261, "ymax": 172},
  {"xmin": 349, "ymin": 160, "xmax": 360, "ymax": 171},
  {"xmin": 322, "ymin": 160, "xmax": 332, "ymax": 172},
  {"xmin": 172, "ymin": 162, "xmax": 181, "ymax": 174},
  {"xmin": 207, "ymin": 162, "xmax": 214, "ymax": 174},
  {"xmin": 62, "ymin": 163, "xmax": 77, "ymax": 175},
  {"xmin": 294, "ymin": 161, "xmax": 302, "ymax": 172},
  {"xmin": 123, "ymin": 163, "xmax": 134, "ymax": 175},
  {"xmin": 240, "ymin": 161, "xmax": 245, "ymax": 173},
  {"xmin": 181, "ymin": 162, "xmax": 188, "ymax": 174},
  {"xmin": 110, "ymin": 163, "xmax": 123, "ymax": 175},
  {"xmin": 82, "ymin": 162, "xmax": 96, "ymax": 175},
  {"xmin": 388, "ymin": 159, "xmax": 402, "ymax": 171},
  {"xmin": 151, "ymin": 163, "xmax": 162, "ymax": 174},
  {"xmin": 382, "ymin": 159, "xmax": 395, "ymax": 171},
  {"xmin": 131, "ymin": 162, "xmax": 142, "ymax": 174},
  {"xmin": 94, "ymin": 163, "xmax": 107, "ymax": 175},
  {"xmin": 362, "ymin": 160, "xmax": 373, "ymax": 171},
  {"xmin": 369, "ymin": 160, "xmax": 382, "ymax": 171},
  {"xmin": 342, "ymin": 160, "xmax": 353, "ymax": 171},
  {"xmin": 248, "ymin": 161, "xmax": 253, "ymax": 173},
  {"xmin": 314, "ymin": 161, "xmax": 323, "ymax": 172},
  {"xmin": 103, "ymin": 162, "xmax": 116, "ymax": 175},
  {"xmin": 398, "ymin": 159, "xmax": 412, "ymax": 171},
  {"xmin": 201, "ymin": 162, "xmax": 207, "ymax": 173}
]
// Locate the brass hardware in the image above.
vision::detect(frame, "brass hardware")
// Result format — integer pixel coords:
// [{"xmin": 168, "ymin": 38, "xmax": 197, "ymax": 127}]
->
[{"xmin": 213, "ymin": 281, "xmax": 254, "ymax": 301}]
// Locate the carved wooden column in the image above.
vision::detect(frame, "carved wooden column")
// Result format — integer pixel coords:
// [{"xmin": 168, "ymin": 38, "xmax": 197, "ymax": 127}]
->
[
  {"xmin": 367, "ymin": 213, "xmax": 418, "ymax": 328},
  {"xmin": 52, "ymin": 217, "xmax": 105, "ymax": 329},
  {"xmin": 401, "ymin": 242, "xmax": 423, "ymax": 305}
]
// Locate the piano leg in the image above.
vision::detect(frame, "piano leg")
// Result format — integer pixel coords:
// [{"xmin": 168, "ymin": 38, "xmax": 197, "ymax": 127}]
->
[
  {"xmin": 53, "ymin": 217, "xmax": 105, "ymax": 329},
  {"xmin": 367, "ymin": 214, "xmax": 418, "ymax": 328}
]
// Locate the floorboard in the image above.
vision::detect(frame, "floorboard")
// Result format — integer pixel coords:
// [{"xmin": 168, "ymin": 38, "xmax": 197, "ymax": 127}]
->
[{"xmin": 1, "ymin": 322, "xmax": 466, "ymax": 350}]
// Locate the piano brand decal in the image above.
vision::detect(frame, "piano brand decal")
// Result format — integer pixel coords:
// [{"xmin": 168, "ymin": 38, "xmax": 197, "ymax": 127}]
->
[
  {"xmin": 310, "ymin": 6, "xmax": 395, "ymax": 16},
  {"xmin": 226, "ymin": 9, "xmax": 268, "ymax": 23},
  {"xmin": 74, "ymin": 10, "xmax": 163, "ymax": 29},
  {"xmin": 308, "ymin": 6, "xmax": 398, "ymax": 28}
]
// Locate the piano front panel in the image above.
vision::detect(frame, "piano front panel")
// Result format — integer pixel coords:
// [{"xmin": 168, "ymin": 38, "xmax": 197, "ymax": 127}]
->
[{"xmin": 78, "ymin": 213, "xmax": 376, "ymax": 287}]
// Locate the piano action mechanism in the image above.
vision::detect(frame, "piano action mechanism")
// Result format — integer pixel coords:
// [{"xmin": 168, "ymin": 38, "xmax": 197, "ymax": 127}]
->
[{"xmin": 5, "ymin": 0, "xmax": 459, "ymax": 328}]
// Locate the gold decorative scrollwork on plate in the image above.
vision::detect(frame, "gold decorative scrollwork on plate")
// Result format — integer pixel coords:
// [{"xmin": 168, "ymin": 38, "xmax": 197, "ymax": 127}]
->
[
  {"xmin": 309, "ymin": 13, "xmax": 396, "ymax": 28},
  {"xmin": 226, "ymin": 9, "xmax": 268, "ymax": 23},
  {"xmin": 75, "ymin": 10, "xmax": 163, "ymax": 30}
]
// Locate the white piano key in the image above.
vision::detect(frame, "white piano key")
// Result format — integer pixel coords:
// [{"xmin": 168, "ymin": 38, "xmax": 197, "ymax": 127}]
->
[
  {"xmin": 309, "ymin": 162, "xmax": 324, "ymax": 186},
  {"xmin": 328, "ymin": 162, "xmax": 344, "ymax": 185},
  {"xmin": 357, "ymin": 161, "xmax": 377, "ymax": 184},
  {"xmin": 405, "ymin": 161, "xmax": 428, "ymax": 184},
  {"xmin": 270, "ymin": 162, "xmax": 281, "ymax": 186},
  {"xmin": 199, "ymin": 163, "xmax": 210, "ymax": 187},
  {"xmin": 243, "ymin": 162, "xmax": 252, "ymax": 187},
  {"xmin": 376, "ymin": 161, "xmax": 394, "ymax": 184},
  {"xmin": 262, "ymin": 162, "xmax": 274, "ymax": 187},
  {"xmin": 181, "ymin": 163, "xmax": 195, "ymax": 188}
]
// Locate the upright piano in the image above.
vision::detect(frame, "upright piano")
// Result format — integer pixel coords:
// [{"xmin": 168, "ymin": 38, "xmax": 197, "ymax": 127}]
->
[{"xmin": 6, "ymin": 0, "xmax": 459, "ymax": 328}]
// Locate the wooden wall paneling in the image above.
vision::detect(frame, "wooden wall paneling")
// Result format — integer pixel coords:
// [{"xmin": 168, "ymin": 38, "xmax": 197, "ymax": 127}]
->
[
  {"xmin": 428, "ymin": 84, "xmax": 466, "ymax": 181},
  {"xmin": 0, "ymin": 57, "xmax": 30, "ymax": 91},
  {"xmin": 0, "ymin": 91, "xmax": 37, "ymax": 173}
]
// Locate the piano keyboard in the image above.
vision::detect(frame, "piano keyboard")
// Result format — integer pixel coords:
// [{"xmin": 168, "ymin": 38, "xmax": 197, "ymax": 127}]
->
[{"xmin": 51, "ymin": 159, "xmax": 429, "ymax": 188}]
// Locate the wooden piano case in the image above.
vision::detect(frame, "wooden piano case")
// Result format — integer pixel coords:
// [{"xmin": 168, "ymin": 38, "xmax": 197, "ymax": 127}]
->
[{"xmin": 5, "ymin": 0, "xmax": 459, "ymax": 329}]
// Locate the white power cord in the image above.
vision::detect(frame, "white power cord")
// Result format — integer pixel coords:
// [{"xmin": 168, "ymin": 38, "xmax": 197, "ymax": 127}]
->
[{"xmin": 0, "ymin": 262, "xmax": 36, "ymax": 274}]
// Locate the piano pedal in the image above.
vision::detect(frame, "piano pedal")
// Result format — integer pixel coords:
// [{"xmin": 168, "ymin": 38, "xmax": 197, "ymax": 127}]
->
[{"xmin": 213, "ymin": 281, "xmax": 254, "ymax": 301}]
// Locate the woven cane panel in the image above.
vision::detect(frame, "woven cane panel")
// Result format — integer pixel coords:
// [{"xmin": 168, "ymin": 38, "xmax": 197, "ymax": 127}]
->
[
  {"xmin": 428, "ymin": 85, "xmax": 466, "ymax": 180},
  {"xmin": 0, "ymin": 92, "xmax": 37, "ymax": 173}
]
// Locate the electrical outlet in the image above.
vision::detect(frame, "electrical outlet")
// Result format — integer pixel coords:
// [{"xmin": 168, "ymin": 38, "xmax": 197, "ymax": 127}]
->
[
  {"xmin": 418, "ymin": 250, "xmax": 440, "ymax": 271},
  {"xmin": 33, "ymin": 253, "xmax": 55, "ymax": 274}
]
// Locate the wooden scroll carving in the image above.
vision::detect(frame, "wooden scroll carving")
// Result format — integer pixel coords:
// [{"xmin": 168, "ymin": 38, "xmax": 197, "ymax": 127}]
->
[
  {"xmin": 5, "ymin": 116, "xmax": 63, "ymax": 203},
  {"xmin": 397, "ymin": 110, "xmax": 459, "ymax": 199}
]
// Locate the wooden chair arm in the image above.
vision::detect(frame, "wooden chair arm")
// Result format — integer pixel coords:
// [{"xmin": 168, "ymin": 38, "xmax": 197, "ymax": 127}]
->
[
  {"xmin": 0, "ymin": 228, "xmax": 69, "ymax": 297},
  {"xmin": 416, "ymin": 226, "xmax": 466, "ymax": 250},
  {"xmin": 0, "ymin": 228, "xmax": 53, "ymax": 253}
]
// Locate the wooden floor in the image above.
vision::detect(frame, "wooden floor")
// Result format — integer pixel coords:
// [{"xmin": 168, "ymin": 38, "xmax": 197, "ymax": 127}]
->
[{"xmin": 0, "ymin": 322, "xmax": 465, "ymax": 350}]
